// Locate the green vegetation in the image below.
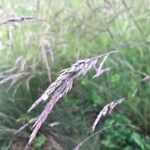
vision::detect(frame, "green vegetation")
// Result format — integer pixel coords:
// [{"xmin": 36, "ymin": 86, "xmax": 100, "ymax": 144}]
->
[{"xmin": 0, "ymin": 0, "xmax": 150, "ymax": 149}]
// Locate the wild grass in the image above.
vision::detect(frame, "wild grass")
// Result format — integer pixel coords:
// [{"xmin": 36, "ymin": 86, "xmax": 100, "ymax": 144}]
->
[
  {"xmin": 91, "ymin": 97, "xmax": 125, "ymax": 132},
  {"xmin": 25, "ymin": 51, "xmax": 116, "ymax": 145},
  {"xmin": 0, "ymin": 0, "xmax": 150, "ymax": 149}
]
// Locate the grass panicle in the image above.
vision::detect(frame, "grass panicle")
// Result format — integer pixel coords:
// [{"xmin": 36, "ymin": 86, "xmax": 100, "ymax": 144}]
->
[
  {"xmin": 26, "ymin": 51, "xmax": 116, "ymax": 145},
  {"xmin": 91, "ymin": 97, "xmax": 125, "ymax": 132}
]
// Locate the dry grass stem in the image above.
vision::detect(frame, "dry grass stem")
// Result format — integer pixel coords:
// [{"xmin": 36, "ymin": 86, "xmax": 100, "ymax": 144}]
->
[
  {"xmin": 0, "ymin": 16, "xmax": 45, "ymax": 26},
  {"xmin": 142, "ymin": 76, "xmax": 150, "ymax": 81},
  {"xmin": 14, "ymin": 118, "xmax": 37, "ymax": 135},
  {"xmin": 142, "ymin": 73, "xmax": 150, "ymax": 81},
  {"xmin": 0, "ymin": 72, "xmax": 30, "ymax": 85},
  {"xmin": 139, "ymin": 71, "xmax": 150, "ymax": 81},
  {"xmin": 91, "ymin": 97, "xmax": 125, "ymax": 132}
]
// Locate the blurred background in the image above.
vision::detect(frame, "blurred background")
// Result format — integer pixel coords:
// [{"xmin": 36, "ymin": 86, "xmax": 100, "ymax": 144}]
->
[{"xmin": 0, "ymin": 0, "xmax": 150, "ymax": 149}]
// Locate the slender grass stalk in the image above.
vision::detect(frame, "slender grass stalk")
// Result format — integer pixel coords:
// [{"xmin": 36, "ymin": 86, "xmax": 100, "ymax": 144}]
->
[
  {"xmin": 0, "ymin": 16, "xmax": 46, "ymax": 25},
  {"xmin": 74, "ymin": 123, "xmax": 138, "ymax": 150}
]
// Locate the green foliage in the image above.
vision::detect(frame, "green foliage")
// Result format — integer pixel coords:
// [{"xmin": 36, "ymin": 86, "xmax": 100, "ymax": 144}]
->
[
  {"xmin": 33, "ymin": 134, "xmax": 47, "ymax": 150},
  {"xmin": 101, "ymin": 114, "xmax": 150, "ymax": 150}
]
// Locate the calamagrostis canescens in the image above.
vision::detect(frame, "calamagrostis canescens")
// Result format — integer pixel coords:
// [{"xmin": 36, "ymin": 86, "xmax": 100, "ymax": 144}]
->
[{"xmin": 27, "ymin": 50, "xmax": 117, "ymax": 145}]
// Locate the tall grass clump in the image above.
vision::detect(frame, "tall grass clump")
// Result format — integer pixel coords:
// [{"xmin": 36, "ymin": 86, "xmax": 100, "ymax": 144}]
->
[{"xmin": 0, "ymin": 0, "xmax": 150, "ymax": 149}]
